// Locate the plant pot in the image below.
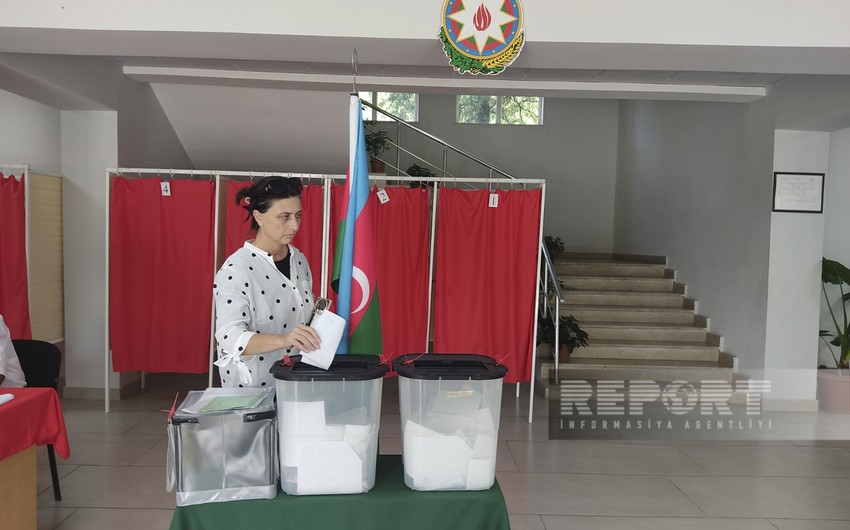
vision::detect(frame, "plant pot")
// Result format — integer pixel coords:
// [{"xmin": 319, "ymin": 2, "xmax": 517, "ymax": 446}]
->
[
  {"xmin": 817, "ymin": 369, "xmax": 850, "ymax": 413},
  {"xmin": 558, "ymin": 345, "xmax": 573, "ymax": 364},
  {"xmin": 370, "ymin": 158, "xmax": 386, "ymax": 173}
]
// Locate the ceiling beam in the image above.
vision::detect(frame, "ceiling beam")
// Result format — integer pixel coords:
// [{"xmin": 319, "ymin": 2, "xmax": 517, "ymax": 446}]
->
[{"xmin": 124, "ymin": 66, "xmax": 766, "ymax": 103}]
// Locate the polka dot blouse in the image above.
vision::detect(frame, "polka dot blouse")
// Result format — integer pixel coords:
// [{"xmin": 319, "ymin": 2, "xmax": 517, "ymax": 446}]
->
[{"xmin": 213, "ymin": 241, "xmax": 314, "ymax": 387}]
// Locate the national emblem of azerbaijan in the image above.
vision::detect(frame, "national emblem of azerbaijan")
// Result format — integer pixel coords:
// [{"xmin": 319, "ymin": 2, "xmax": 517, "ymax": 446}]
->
[{"xmin": 439, "ymin": 0, "xmax": 525, "ymax": 75}]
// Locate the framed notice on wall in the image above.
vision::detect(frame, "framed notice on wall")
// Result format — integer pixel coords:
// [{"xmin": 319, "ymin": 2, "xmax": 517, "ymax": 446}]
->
[{"xmin": 772, "ymin": 172, "xmax": 825, "ymax": 213}]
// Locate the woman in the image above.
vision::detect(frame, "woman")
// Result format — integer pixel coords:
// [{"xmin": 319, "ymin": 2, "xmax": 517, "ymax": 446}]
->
[{"xmin": 214, "ymin": 177, "xmax": 320, "ymax": 388}]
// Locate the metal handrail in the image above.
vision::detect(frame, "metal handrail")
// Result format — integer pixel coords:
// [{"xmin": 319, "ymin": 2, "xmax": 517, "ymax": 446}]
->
[
  {"xmin": 360, "ymin": 99, "xmax": 519, "ymax": 182},
  {"xmin": 539, "ymin": 242, "xmax": 565, "ymax": 383},
  {"xmin": 540, "ymin": 242, "xmax": 564, "ymax": 303}
]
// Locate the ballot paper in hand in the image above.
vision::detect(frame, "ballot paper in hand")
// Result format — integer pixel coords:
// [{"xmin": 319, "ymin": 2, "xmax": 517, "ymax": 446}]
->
[{"xmin": 300, "ymin": 310, "xmax": 345, "ymax": 370}]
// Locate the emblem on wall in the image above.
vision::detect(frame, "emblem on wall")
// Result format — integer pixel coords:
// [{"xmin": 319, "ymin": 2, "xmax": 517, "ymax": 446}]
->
[{"xmin": 439, "ymin": 0, "xmax": 526, "ymax": 75}]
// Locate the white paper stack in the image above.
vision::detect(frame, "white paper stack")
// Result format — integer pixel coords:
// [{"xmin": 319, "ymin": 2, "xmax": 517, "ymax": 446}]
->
[
  {"xmin": 400, "ymin": 387, "xmax": 500, "ymax": 491},
  {"xmin": 403, "ymin": 407, "xmax": 498, "ymax": 491},
  {"xmin": 280, "ymin": 400, "xmax": 377, "ymax": 494}
]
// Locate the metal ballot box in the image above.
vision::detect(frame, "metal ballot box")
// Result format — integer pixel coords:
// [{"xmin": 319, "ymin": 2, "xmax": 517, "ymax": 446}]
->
[{"xmin": 167, "ymin": 388, "xmax": 277, "ymax": 506}]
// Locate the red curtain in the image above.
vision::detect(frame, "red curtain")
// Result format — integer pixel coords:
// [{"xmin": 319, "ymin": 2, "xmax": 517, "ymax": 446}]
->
[
  {"xmin": 224, "ymin": 180, "xmax": 255, "ymax": 258},
  {"xmin": 325, "ymin": 184, "xmax": 346, "ymax": 307},
  {"xmin": 224, "ymin": 181, "xmax": 326, "ymax": 299},
  {"xmin": 375, "ymin": 187, "xmax": 430, "ymax": 362},
  {"xmin": 0, "ymin": 173, "xmax": 31, "ymax": 339},
  {"xmin": 109, "ymin": 177, "xmax": 215, "ymax": 373},
  {"xmin": 433, "ymin": 189, "xmax": 541, "ymax": 384},
  {"xmin": 292, "ymin": 184, "xmax": 325, "ymax": 298}
]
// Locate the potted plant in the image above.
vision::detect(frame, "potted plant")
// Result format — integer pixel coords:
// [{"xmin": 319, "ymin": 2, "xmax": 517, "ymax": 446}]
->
[
  {"xmin": 818, "ymin": 257, "xmax": 850, "ymax": 412},
  {"xmin": 543, "ymin": 235, "xmax": 565, "ymax": 261},
  {"xmin": 406, "ymin": 163, "xmax": 436, "ymax": 188},
  {"xmin": 365, "ymin": 123, "xmax": 390, "ymax": 173},
  {"xmin": 538, "ymin": 314, "xmax": 589, "ymax": 363}
]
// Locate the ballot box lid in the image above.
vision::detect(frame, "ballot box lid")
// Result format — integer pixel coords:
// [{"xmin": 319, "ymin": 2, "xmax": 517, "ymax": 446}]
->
[
  {"xmin": 393, "ymin": 354, "xmax": 508, "ymax": 381},
  {"xmin": 272, "ymin": 354, "xmax": 388, "ymax": 382}
]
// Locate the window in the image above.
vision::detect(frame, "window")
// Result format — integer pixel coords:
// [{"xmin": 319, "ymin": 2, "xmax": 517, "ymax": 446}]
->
[
  {"xmin": 359, "ymin": 91, "xmax": 419, "ymax": 122},
  {"xmin": 456, "ymin": 95, "xmax": 543, "ymax": 125}
]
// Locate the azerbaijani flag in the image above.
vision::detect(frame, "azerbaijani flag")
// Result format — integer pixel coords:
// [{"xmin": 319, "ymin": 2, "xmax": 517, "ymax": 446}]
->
[{"xmin": 331, "ymin": 95, "xmax": 383, "ymax": 354}]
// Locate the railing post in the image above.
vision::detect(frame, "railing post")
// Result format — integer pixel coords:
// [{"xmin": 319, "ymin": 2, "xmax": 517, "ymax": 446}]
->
[
  {"xmin": 396, "ymin": 121, "xmax": 401, "ymax": 178},
  {"xmin": 554, "ymin": 296, "xmax": 560, "ymax": 383},
  {"xmin": 442, "ymin": 148, "xmax": 448, "ymax": 179}
]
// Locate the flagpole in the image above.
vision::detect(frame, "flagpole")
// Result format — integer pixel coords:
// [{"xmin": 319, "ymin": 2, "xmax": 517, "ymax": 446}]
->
[
  {"xmin": 425, "ymin": 182, "xmax": 440, "ymax": 353},
  {"xmin": 321, "ymin": 175, "xmax": 330, "ymax": 299}
]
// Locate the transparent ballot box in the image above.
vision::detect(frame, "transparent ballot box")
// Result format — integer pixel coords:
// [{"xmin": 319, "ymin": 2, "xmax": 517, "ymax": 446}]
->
[
  {"xmin": 167, "ymin": 388, "xmax": 277, "ymax": 506},
  {"xmin": 273, "ymin": 354, "xmax": 388, "ymax": 495},
  {"xmin": 393, "ymin": 354, "xmax": 507, "ymax": 491}
]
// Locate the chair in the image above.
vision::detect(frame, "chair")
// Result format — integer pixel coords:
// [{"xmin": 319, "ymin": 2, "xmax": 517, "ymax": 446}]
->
[{"xmin": 11, "ymin": 339, "xmax": 63, "ymax": 501}]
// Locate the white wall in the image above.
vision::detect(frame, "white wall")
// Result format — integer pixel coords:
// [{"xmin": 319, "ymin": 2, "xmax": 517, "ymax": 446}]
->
[
  {"xmin": 763, "ymin": 131, "xmax": 829, "ymax": 409},
  {"xmin": 614, "ymin": 99, "xmax": 775, "ymax": 369},
  {"xmin": 61, "ymin": 110, "xmax": 119, "ymax": 395},
  {"xmin": 0, "ymin": 88, "xmax": 60, "ymax": 175},
  {"xmin": 150, "ymin": 84, "xmax": 349, "ymax": 173},
  {"xmin": 118, "ymin": 79, "xmax": 193, "ymax": 168},
  {"xmin": 390, "ymin": 94, "xmax": 620, "ymax": 253},
  {"xmin": 820, "ymin": 128, "xmax": 850, "ymax": 367}
]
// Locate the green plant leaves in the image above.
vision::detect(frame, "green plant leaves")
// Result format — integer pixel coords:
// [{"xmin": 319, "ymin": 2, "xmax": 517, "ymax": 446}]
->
[
  {"xmin": 821, "ymin": 257, "xmax": 850, "ymax": 369},
  {"xmin": 438, "ymin": 27, "xmax": 503, "ymax": 75},
  {"xmin": 822, "ymin": 257, "xmax": 850, "ymax": 286}
]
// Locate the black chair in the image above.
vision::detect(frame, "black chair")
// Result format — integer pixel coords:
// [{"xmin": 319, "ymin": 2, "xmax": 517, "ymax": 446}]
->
[{"xmin": 11, "ymin": 339, "xmax": 63, "ymax": 501}]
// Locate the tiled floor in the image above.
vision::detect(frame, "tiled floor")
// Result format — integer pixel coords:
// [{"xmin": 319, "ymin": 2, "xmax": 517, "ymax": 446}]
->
[{"xmin": 34, "ymin": 373, "xmax": 850, "ymax": 530}]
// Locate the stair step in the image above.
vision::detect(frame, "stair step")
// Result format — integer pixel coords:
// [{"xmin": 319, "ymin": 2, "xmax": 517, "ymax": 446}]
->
[
  {"xmin": 562, "ymin": 305, "xmax": 696, "ymax": 325},
  {"xmin": 565, "ymin": 290, "xmax": 686, "ymax": 308},
  {"xmin": 538, "ymin": 358, "xmax": 734, "ymax": 393},
  {"xmin": 572, "ymin": 340, "xmax": 720, "ymax": 362},
  {"xmin": 555, "ymin": 261, "xmax": 667, "ymax": 278},
  {"xmin": 561, "ymin": 276, "xmax": 674, "ymax": 292},
  {"xmin": 536, "ymin": 259, "xmax": 734, "ymax": 400},
  {"xmin": 583, "ymin": 323, "xmax": 707, "ymax": 342}
]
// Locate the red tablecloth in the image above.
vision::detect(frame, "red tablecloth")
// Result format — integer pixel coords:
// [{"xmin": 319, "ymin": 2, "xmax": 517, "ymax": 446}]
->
[{"xmin": 0, "ymin": 387, "xmax": 70, "ymax": 461}]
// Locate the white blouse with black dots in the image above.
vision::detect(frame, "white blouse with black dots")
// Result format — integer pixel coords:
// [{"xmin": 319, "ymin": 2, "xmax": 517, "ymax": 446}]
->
[{"xmin": 213, "ymin": 241, "xmax": 315, "ymax": 388}]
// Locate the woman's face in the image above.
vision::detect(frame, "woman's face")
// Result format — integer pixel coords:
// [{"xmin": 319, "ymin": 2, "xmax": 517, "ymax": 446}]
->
[{"xmin": 254, "ymin": 196, "xmax": 302, "ymax": 246}]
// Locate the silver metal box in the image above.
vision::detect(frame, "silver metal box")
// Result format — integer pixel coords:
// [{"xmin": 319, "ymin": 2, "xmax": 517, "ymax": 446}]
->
[{"xmin": 167, "ymin": 388, "xmax": 277, "ymax": 506}]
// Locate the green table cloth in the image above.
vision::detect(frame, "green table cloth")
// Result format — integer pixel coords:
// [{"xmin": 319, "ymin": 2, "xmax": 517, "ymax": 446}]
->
[{"xmin": 170, "ymin": 454, "xmax": 511, "ymax": 530}]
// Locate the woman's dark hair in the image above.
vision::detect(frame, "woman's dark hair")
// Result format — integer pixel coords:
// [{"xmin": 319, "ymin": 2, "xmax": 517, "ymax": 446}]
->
[{"xmin": 236, "ymin": 177, "xmax": 303, "ymax": 231}]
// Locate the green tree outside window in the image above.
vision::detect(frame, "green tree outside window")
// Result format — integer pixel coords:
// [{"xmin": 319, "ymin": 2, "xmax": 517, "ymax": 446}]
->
[{"xmin": 456, "ymin": 95, "xmax": 542, "ymax": 125}]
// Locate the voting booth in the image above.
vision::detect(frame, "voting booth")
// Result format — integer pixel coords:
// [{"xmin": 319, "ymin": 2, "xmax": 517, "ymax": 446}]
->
[
  {"xmin": 394, "ymin": 354, "xmax": 507, "ymax": 491},
  {"xmin": 273, "ymin": 355, "xmax": 388, "ymax": 495},
  {"xmin": 167, "ymin": 388, "xmax": 278, "ymax": 506}
]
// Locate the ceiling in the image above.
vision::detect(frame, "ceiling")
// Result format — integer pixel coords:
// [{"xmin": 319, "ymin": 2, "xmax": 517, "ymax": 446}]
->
[{"xmin": 0, "ymin": 28, "xmax": 849, "ymax": 170}]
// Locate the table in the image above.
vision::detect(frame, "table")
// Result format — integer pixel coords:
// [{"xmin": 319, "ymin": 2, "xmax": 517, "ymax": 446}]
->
[
  {"xmin": 170, "ymin": 455, "xmax": 511, "ymax": 530},
  {"xmin": 0, "ymin": 388, "xmax": 70, "ymax": 530}
]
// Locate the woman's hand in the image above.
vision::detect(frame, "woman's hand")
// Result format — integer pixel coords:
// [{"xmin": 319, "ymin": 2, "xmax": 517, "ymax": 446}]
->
[{"xmin": 282, "ymin": 324, "xmax": 321, "ymax": 352}]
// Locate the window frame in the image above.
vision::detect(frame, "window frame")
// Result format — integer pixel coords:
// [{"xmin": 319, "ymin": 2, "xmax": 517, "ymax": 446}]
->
[
  {"xmin": 455, "ymin": 95, "xmax": 544, "ymax": 126},
  {"xmin": 359, "ymin": 91, "xmax": 420, "ymax": 123}
]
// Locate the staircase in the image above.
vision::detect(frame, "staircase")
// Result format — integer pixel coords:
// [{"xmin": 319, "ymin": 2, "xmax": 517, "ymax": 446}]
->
[{"xmin": 537, "ymin": 258, "xmax": 734, "ymax": 398}]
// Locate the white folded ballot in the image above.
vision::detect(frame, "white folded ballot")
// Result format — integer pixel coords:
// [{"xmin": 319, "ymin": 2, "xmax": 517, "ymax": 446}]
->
[
  {"xmin": 299, "ymin": 310, "xmax": 345, "ymax": 370},
  {"xmin": 280, "ymin": 400, "xmax": 376, "ymax": 494},
  {"xmin": 402, "ymin": 401, "xmax": 499, "ymax": 491}
]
